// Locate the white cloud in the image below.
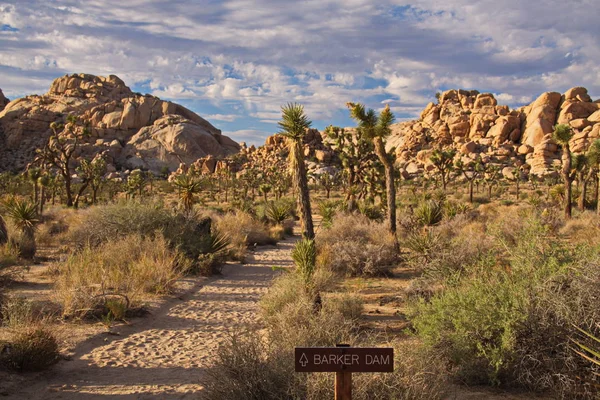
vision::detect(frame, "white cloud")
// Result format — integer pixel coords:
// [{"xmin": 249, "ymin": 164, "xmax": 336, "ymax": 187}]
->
[{"xmin": 0, "ymin": 0, "xmax": 598, "ymax": 146}]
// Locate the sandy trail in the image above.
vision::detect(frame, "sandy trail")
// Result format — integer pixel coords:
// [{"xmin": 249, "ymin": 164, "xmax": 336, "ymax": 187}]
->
[{"xmin": 8, "ymin": 237, "xmax": 297, "ymax": 400}]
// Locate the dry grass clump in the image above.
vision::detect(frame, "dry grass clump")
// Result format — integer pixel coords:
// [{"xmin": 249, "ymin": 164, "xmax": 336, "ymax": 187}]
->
[
  {"xmin": 215, "ymin": 211, "xmax": 277, "ymax": 261},
  {"xmin": 54, "ymin": 234, "xmax": 187, "ymax": 318},
  {"xmin": 316, "ymin": 213, "xmax": 397, "ymax": 276},
  {"xmin": 0, "ymin": 326, "xmax": 59, "ymax": 372},
  {"xmin": 69, "ymin": 201, "xmax": 171, "ymax": 247}
]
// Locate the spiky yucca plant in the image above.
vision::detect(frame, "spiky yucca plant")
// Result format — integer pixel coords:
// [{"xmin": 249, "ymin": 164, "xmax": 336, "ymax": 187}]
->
[
  {"xmin": 292, "ymin": 238, "xmax": 316, "ymax": 289},
  {"xmin": 264, "ymin": 201, "xmax": 290, "ymax": 225},
  {"xmin": 172, "ymin": 174, "xmax": 202, "ymax": 212},
  {"xmin": 2, "ymin": 197, "xmax": 39, "ymax": 259},
  {"xmin": 571, "ymin": 325, "xmax": 600, "ymax": 378}
]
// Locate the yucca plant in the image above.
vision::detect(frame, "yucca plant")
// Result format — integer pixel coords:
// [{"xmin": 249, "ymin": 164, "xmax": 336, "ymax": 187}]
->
[
  {"xmin": 172, "ymin": 174, "xmax": 202, "ymax": 212},
  {"xmin": 264, "ymin": 201, "xmax": 290, "ymax": 225},
  {"xmin": 415, "ymin": 200, "xmax": 443, "ymax": 226},
  {"xmin": 572, "ymin": 325, "xmax": 600, "ymax": 373},
  {"xmin": 1, "ymin": 197, "xmax": 39, "ymax": 259},
  {"xmin": 318, "ymin": 200, "xmax": 340, "ymax": 228},
  {"xmin": 291, "ymin": 238, "xmax": 316, "ymax": 290}
]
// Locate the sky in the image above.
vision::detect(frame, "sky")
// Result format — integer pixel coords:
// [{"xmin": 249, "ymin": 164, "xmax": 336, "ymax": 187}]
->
[{"xmin": 0, "ymin": 0, "xmax": 599, "ymax": 145}]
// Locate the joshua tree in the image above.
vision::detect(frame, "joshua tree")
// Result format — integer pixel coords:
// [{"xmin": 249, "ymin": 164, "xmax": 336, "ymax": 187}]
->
[
  {"xmin": 455, "ymin": 158, "xmax": 483, "ymax": 203},
  {"xmin": 34, "ymin": 115, "xmax": 90, "ymax": 207},
  {"xmin": 172, "ymin": 173, "xmax": 202, "ymax": 212},
  {"xmin": 259, "ymin": 183, "xmax": 272, "ymax": 204},
  {"xmin": 38, "ymin": 173, "xmax": 50, "ymax": 214},
  {"xmin": 278, "ymin": 103, "xmax": 314, "ymax": 239},
  {"xmin": 483, "ymin": 165, "xmax": 501, "ymax": 199},
  {"xmin": 430, "ymin": 148, "xmax": 456, "ymax": 191},
  {"xmin": 77, "ymin": 156, "xmax": 107, "ymax": 206},
  {"xmin": 2, "ymin": 197, "xmax": 39, "ymax": 259},
  {"xmin": 347, "ymin": 103, "xmax": 397, "ymax": 241},
  {"xmin": 324, "ymin": 125, "xmax": 378, "ymax": 210},
  {"xmin": 571, "ymin": 153, "xmax": 590, "ymax": 211},
  {"xmin": 553, "ymin": 124, "xmax": 575, "ymax": 218},
  {"xmin": 588, "ymin": 140, "xmax": 600, "ymax": 214},
  {"xmin": 27, "ymin": 167, "xmax": 42, "ymax": 204},
  {"xmin": 127, "ymin": 170, "xmax": 147, "ymax": 198},
  {"xmin": 509, "ymin": 167, "xmax": 524, "ymax": 201}
]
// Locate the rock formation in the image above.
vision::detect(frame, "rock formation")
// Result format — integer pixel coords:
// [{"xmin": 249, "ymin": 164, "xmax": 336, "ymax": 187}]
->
[
  {"xmin": 387, "ymin": 87, "xmax": 600, "ymax": 177},
  {"xmin": 0, "ymin": 74, "xmax": 239, "ymax": 173},
  {"xmin": 0, "ymin": 89, "xmax": 9, "ymax": 112}
]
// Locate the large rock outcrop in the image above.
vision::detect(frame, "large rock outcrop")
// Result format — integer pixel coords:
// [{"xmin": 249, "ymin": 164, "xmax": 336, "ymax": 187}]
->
[
  {"xmin": 0, "ymin": 74, "xmax": 239, "ymax": 173},
  {"xmin": 0, "ymin": 89, "xmax": 9, "ymax": 112},
  {"xmin": 387, "ymin": 87, "xmax": 600, "ymax": 177}
]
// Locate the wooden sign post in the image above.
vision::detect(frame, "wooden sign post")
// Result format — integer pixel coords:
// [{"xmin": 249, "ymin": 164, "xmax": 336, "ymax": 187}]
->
[{"xmin": 295, "ymin": 344, "xmax": 394, "ymax": 400}]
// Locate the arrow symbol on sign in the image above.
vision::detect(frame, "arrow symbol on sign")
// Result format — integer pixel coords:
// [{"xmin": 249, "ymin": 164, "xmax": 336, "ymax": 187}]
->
[{"xmin": 299, "ymin": 353, "xmax": 308, "ymax": 367}]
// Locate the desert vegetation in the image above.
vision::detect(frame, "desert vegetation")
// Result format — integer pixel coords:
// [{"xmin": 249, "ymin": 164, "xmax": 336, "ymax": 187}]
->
[{"xmin": 0, "ymin": 88, "xmax": 599, "ymax": 400}]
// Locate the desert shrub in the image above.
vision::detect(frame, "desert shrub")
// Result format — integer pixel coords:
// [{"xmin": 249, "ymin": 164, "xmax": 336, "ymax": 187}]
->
[
  {"xmin": 0, "ymin": 242, "xmax": 21, "ymax": 279},
  {"xmin": 54, "ymin": 234, "xmax": 187, "ymax": 318},
  {"xmin": 411, "ymin": 215, "xmax": 600, "ymax": 398},
  {"xmin": 318, "ymin": 200, "xmax": 341, "ymax": 228},
  {"xmin": 414, "ymin": 200, "xmax": 443, "ymax": 226},
  {"xmin": 317, "ymin": 214, "xmax": 397, "ymax": 276},
  {"xmin": 162, "ymin": 213, "xmax": 230, "ymax": 274},
  {"xmin": 358, "ymin": 202, "xmax": 384, "ymax": 221},
  {"xmin": 70, "ymin": 201, "xmax": 171, "ymax": 247},
  {"xmin": 0, "ymin": 326, "xmax": 59, "ymax": 372},
  {"xmin": 215, "ymin": 211, "xmax": 276, "ymax": 261},
  {"xmin": 0, "ymin": 297, "xmax": 35, "ymax": 328},
  {"xmin": 207, "ymin": 271, "xmax": 443, "ymax": 400}
]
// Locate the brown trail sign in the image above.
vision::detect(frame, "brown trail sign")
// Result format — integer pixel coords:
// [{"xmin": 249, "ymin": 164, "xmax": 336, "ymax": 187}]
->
[{"xmin": 295, "ymin": 345, "xmax": 394, "ymax": 400}]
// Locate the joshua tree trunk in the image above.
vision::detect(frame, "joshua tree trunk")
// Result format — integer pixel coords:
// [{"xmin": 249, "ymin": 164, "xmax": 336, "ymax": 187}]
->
[
  {"xmin": 561, "ymin": 146, "xmax": 572, "ymax": 219},
  {"xmin": 64, "ymin": 173, "xmax": 74, "ymax": 207},
  {"xmin": 579, "ymin": 179, "xmax": 587, "ymax": 211},
  {"xmin": 0, "ymin": 216, "xmax": 7, "ymax": 245},
  {"xmin": 289, "ymin": 139, "xmax": 314, "ymax": 240},
  {"xmin": 515, "ymin": 180, "xmax": 520, "ymax": 200},
  {"xmin": 373, "ymin": 137, "xmax": 397, "ymax": 240},
  {"xmin": 39, "ymin": 185, "xmax": 45, "ymax": 214},
  {"xmin": 469, "ymin": 180, "xmax": 474, "ymax": 203}
]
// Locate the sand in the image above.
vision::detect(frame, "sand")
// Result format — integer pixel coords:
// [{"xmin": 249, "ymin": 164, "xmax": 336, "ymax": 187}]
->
[{"xmin": 6, "ymin": 237, "xmax": 297, "ymax": 399}]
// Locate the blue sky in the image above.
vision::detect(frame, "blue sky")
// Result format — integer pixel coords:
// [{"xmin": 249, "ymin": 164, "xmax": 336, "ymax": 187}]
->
[{"xmin": 1, "ymin": 0, "xmax": 599, "ymax": 145}]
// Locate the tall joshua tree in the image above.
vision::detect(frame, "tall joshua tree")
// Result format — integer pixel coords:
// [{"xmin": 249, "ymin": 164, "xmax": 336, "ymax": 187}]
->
[
  {"xmin": 34, "ymin": 115, "xmax": 89, "ymax": 207},
  {"xmin": 553, "ymin": 124, "xmax": 575, "ymax": 218},
  {"xmin": 278, "ymin": 103, "xmax": 314, "ymax": 239},
  {"xmin": 347, "ymin": 103, "xmax": 397, "ymax": 242}
]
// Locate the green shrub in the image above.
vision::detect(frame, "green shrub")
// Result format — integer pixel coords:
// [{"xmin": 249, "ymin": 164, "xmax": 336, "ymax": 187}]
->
[
  {"xmin": 358, "ymin": 202, "xmax": 384, "ymax": 222},
  {"xmin": 410, "ymin": 214, "xmax": 600, "ymax": 397}
]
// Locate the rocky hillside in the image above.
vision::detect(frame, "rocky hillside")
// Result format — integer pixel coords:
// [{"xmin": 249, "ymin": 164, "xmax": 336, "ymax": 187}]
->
[
  {"xmin": 388, "ymin": 87, "xmax": 600, "ymax": 177},
  {"xmin": 0, "ymin": 89, "xmax": 9, "ymax": 112},
  {"xmin": 0, "ymin": 74, "xmax": 240, "ymax": 173}
]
